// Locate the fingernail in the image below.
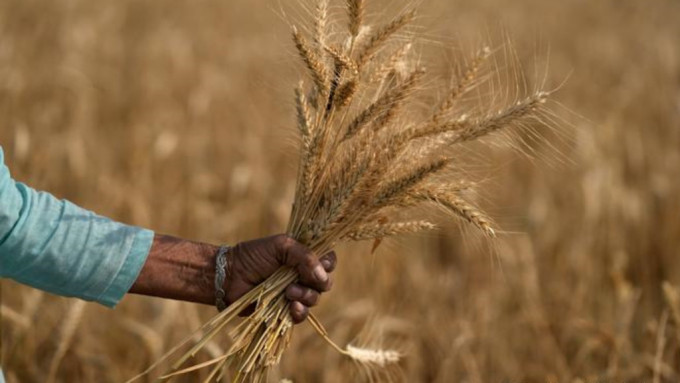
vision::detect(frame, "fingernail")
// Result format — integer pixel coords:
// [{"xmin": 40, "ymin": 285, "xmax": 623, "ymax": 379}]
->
[{"xmin": 313, "ymin": 264, "xmax": 328, "ymax": 283}]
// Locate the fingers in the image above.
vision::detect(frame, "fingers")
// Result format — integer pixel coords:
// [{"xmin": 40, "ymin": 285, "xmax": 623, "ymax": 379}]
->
[
  {"xmin": 320, "ymin": 251, "xmax": 337, "ymax": 272},
  {"xmin": 278, "ymin": 236, "xmax": 332, "ymax": 292},
  {"xmin": 289, "ymin": 301, "xmax": 309, "ymax": 324},
  {"xmin": 275, "ymin": 236, "xmax": 339, "ymax": 324},
  {"xmin": 285, "ymin": 283, "xmax": 320, "ymax": 307}
]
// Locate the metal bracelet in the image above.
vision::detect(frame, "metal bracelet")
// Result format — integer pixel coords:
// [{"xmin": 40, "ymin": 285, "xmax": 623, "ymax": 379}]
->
[{"xmin": 214, "ymin": 245, "xmax": 231, "ymax": 312}]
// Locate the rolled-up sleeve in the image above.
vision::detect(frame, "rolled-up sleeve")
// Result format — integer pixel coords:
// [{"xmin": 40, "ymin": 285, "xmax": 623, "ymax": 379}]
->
[{"xmin": 0, "ymin": 147, "xmax": 153, "ymax": 307}]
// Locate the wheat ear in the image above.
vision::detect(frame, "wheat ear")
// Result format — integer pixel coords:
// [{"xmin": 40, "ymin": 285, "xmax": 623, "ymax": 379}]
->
[
  {"xmin": 357, "ymin": 10, "xmax": 416, "ymax": 66},
  {"xmin": 293, "ymin": 26, "xmax": 330, "ymax": 97},
  {"xmin": 343, "ymin": 68, "xmax": 424, "ymax": 141},
  {"xmin": 411, "ymin": 187, "xmax": 495, "ymax": 236},
  {"xmin": 374, "ymin": 157, "xmax": 450, "ymax": 206},
  {"xmin": 345, "ymin": 220, "xmax": 436, "ymax": 241},
  {"xmin": 347, "ymin": 0, "xmax": 365, "ymax": 38},
  {"xmin": 451, "ymin": 91, "xmax": 549, "ymax": 144},
  {"xmin": 295, "ymin": 83, "xmax": 313, "ymax": 140},
  {"xmin": 315, "ymin": 0, "xmax": 329, "ymax": 48},
  {"xmin": 430, "ymin": 46, "xmax": 491, "ymax": 124}
]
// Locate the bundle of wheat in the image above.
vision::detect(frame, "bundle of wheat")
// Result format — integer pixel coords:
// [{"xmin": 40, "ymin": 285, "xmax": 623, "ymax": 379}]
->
[{"xmin": 128, "ymin": 0, "xmax": 555, "ymax": 381}]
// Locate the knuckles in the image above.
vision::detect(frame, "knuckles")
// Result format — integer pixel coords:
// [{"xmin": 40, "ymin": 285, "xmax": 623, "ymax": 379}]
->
[
  {"xmin": 304, "ymin": 289, "xmax": 320, "ymax": 306},
  {"xmin": 302, "ymin": 254, "xmax": 318, "ymax": 270},
  {"xmin": 273, "ymin": 234, "xmax": 295, "ymax": 251}
]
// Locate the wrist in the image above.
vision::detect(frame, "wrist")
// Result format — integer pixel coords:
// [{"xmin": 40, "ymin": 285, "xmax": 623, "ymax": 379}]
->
[{"xmin": 129, "ymin": 234, "xmax": 220, "ymax": 306}]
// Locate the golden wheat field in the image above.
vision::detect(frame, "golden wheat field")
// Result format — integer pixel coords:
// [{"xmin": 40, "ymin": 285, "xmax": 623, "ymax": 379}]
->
[{"xmin": 1, "ymin": 0, "xmax": 680, "ymax": 382}]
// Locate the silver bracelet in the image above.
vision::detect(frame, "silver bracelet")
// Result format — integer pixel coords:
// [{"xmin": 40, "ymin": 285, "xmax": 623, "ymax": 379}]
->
[{"xmin": 214, "ymin": 245, "xmax": 231, "ymax": 312}]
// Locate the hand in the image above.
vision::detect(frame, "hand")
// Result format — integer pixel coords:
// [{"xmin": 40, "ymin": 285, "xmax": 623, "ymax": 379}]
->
[
  {"xmin": 224, "ymin": 234, "xmax": 336, "ymax": 324},
  {"xmin": 129, "ymin": 234, "xmax": 336, "ymax": 324}
]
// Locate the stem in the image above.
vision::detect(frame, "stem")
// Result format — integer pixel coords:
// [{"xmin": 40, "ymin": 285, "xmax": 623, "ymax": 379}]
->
[{"xmin": 307, "ymin": 313, "xmax": 350, "ymax": 357}]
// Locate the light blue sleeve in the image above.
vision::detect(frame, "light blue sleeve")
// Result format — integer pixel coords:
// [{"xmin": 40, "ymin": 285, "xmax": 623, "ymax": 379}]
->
[{"xmin": 0, "ymin": 146, "xmax": 153, "ymax": 307}]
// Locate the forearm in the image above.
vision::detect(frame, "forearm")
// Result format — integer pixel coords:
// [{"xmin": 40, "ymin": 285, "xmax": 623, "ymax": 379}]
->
[{"xmin": 129, "ymin": 234, "xmax": 219, "ymax": 306}]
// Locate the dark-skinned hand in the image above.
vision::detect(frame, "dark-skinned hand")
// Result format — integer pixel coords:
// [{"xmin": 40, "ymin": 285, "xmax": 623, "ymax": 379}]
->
[{"xmin": 224, "ymin": 234, "xmax": 336, "ymax": 324}]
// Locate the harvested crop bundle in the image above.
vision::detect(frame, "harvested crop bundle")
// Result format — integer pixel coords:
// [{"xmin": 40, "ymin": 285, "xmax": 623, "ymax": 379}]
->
[{"xmin": 129, "ymin": 0, "xmax": 557, "ymax": 381}]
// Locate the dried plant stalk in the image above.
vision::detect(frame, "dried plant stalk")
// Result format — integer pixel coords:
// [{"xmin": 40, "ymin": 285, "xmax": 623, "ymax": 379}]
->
[{"xmin": 132, "ymin": 1, "xmax": 554, "ymax": 382}]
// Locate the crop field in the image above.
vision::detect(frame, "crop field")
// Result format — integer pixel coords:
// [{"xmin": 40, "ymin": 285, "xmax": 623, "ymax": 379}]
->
[{"xmin": 1, "ymin": 0, "xmax": 679, "ymax": 382}]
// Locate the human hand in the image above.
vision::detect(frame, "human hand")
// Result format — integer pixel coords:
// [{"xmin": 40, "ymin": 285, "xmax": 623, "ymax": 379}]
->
[{"xmin": 224, "ymin": 234, "xmax": 336, "ymax": 324}]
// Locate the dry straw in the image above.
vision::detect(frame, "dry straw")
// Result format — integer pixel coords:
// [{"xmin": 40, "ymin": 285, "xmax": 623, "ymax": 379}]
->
[{"xmin": 128, "ymin": 0, "xmax": 555, "ymax": 381}]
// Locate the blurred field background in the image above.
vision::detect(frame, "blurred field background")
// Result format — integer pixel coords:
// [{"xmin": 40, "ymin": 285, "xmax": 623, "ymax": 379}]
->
[{"xmin": 1, "ymin": 0, "xmax": 679, "ymax": 382}]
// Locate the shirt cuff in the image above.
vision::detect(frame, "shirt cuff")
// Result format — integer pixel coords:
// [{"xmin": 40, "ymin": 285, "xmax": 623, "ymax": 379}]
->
[{"xmin": 95, "ymin": 228, "xmax": 154, "ymax": 307}]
